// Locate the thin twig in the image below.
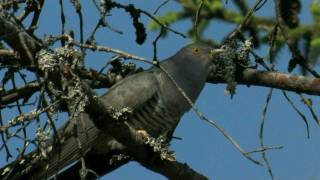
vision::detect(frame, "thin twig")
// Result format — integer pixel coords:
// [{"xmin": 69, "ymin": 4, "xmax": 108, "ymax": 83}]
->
[
  {"xmin": 0, "ymin": 100, "xmax": 61, "ymax": 132},
  {"xmin": 153, "ymin": 0, "xmax": 170, "ymax": 15},
  {"xmin": 159, "ymin": 63, "xmax": 262, "ymax": 166},
  {"xmin": 11, "ymin": 76, "xmax": 28, "ymax": 157},
  {"xmin": 259, "ymin": 88, "xmax": 275, "ymax": 180},
  {"xmin": 141, "ymin": 9, "xmax": 186, "ymax": 38},
  {"xmin": 282, "ymin": 91, "xmax": 310, "ymax": 138},
  {"xmin": 69, "ymin": 39, "xmax": 150, "ymax": 63},
  {"xmin": 111, "ymin": 2, "xmax": 186, "ymax": 38},
  {"xmin": 245, "ymin": 145, "xmax": 283, "ymax": 155},
  {"xmin": 0, "ymin": 111, "xmax": 12, "ymax": 161},
  {"xmin": 59, "ymin": 0, "xmax": 66, "ymax": 46},
  {"xmin": 152, "ymin": 27, "xmax": 165, "ymax": 62},
  {"xmin": 69, "ymin": 0, "xmax": 84, "ymax": 50},
  {"xmin": 228, "ymin": 0, "xmax": 267, "ymax": 39},
  {"xmin": 194, "ymin": 0, "xmax": 204, "ymax": 41},
  {"xmin": 299, "ymin": 94, "xmax": 320, "ymax": 126},
  {"xmin": 28, "ymin": 0, "xmax": 44, "ymax": 34}
]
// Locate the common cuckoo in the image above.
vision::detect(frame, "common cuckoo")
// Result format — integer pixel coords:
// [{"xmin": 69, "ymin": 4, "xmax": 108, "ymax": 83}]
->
[{"xmin": 0, "ymin": 43, "xmax": 216, "ymax": 179}]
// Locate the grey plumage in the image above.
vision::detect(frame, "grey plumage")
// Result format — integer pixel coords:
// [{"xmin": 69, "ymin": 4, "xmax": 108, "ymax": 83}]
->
[{"xmin": 0, "ymin": 43, "xmax": 215, "ymax": 179}]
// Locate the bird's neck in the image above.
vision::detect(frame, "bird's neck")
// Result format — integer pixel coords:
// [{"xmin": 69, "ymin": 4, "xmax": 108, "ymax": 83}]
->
[{"xmin": 159, "ymin": 59, "xmax": 209, "ymax": 102}]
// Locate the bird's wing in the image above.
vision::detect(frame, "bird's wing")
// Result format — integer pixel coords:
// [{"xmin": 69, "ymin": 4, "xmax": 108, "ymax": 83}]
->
[
  {"xmin": 100, "ymin": 70, "xmax": 159, "ymax": 110},
  {"xmin": 44, "ymin": 71, "xmax": 162, "ymax": 178},
  {"xmin": 101, "ymin": 69, "xmax": 180, "ymax": 139}
]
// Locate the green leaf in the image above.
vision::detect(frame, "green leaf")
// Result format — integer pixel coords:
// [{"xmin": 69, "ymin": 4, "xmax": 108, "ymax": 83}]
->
[
  {"xmin": 311, "ymin": 37, "xmax": 320, "ymax": 48},
  {"xmin": 310, "ymin": 1, "xmax": 320, "ymax": 15},
  {"xmin": 149, "ymin": 12, "xmax": 179, "ymax": 31},
  {"xmin": 208, "ymin": 0, "xmax": 223, "ymax": 12},
  {"xmin": 310, "ymin": 1, "xmax": 320, "ymax": 20}
]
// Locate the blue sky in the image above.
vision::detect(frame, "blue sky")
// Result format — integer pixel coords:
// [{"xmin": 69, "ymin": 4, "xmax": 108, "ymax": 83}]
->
[{"xmin": 1, "ymin": 1, "xmax": 320, "ymax": 180}]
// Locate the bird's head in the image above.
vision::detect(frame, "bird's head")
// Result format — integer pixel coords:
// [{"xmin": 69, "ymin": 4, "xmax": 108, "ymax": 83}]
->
[
  {"xmin": 159, "ymin": 43, "xmax": 222, "ymax": 102},
  {"xmin": 171, "ymin": 43, "xmax": 220, "ymax": 75}
]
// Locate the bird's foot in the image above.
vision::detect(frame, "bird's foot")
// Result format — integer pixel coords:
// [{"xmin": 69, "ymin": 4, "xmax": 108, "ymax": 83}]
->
[
  {"xmin": 137, "ymin": 130, "xmax": 149, "ymax": 140},
  {"xmin": 137, "ymin": 130, "xmax": 176, "ymax": 162}
]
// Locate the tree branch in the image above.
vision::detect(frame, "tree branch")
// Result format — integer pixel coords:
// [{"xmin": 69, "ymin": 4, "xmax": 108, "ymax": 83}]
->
[
  {"xmin": 208, "ymin": 68, "xmax": 320, "ymax": 96},
  {"xmin": 0, "ymin": 11, "xmax": 42, "ymax": 65},
  {"xmin": 0, "ymin": 81, "xmax": 40, "ymax": 106}
]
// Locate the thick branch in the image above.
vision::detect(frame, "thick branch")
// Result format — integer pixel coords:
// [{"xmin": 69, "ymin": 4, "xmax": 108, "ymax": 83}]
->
[
  {"xmin": 0, "ymin": 49, "xmax": 20, "ymax": 58},
  {"xmin": 0, "ymin": 68, "xmax": 120, "ymax": 106},
  {"xmin": 208, "ymin": 68, "xmax": 320, "ymax": 96},
  {"xmin": 2, "ymin": 68, "xmax": 320, "ymax": 109},
  {"xmin": 0, "ymin": 81, "xmax": 40, "ymax": 105}
]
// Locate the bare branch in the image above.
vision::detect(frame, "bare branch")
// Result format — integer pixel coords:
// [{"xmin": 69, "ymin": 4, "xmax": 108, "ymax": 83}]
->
[
  {"xmin": 1, "ymin": 81, "xmax": 40, "ymax": 106},
  {"xmin": 208, "ymin": 68, "xmax": 320, "ymax": 96},
  {"xmin": 0, "ymin": 11, "xmax": 42, "ymax": 64}
]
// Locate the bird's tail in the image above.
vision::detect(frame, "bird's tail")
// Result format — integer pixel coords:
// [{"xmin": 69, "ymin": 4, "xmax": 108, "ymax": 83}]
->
[{"xmin": 0, "ymin": 113, "xmax": 102, "ymax": 180}]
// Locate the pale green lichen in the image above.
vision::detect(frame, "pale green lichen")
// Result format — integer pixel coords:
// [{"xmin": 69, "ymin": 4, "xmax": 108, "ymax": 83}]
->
[
  {"xmin": 36, "ymin": 49, "xmax": 58, "ymax": 72},
  {"xmin": 65, "ymin": 78, "xmax": 89, "ymax": 118},
  {"xmin": 109, "ymin": 107, "xmax": 132, "ymax": 121},
  {"xmin": 143, "ymin": 134, "xmax": 176, "ymax": 161},
  {"xmin": 55, "ymin": 46, "xmax": 83, "ymax": 69}
]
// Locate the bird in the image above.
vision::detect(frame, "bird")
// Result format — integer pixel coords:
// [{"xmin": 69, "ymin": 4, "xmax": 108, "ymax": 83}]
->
[{"xmin": 0, "ymin": 43, "xmax": 216, "ymax": 179}]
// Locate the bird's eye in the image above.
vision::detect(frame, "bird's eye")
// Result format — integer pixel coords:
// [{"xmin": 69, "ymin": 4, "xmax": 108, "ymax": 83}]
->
[{"xmin": 192, "ymin": 47, "xmax": 200, "ymax": 54}]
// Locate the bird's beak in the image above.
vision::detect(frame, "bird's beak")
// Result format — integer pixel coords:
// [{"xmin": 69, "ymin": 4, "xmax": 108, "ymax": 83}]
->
[{"xmin": 210, "ymin": 48, "xmax": 226, "ymax": 58}]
